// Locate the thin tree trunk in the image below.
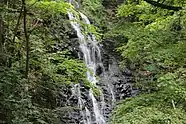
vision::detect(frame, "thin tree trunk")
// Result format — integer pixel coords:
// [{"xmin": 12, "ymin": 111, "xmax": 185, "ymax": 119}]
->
[
  {"xmin": 22, "ymin": 0, "xmax": 29, "ymax": 79},
  {"xmin": 0, "ymin": 14, "xmax": 4, "ymax": 65},
  {"xmin": 12, "ymin": 5, "xmax": 23, "ymax": 43},
  {"xmin": 0, "ymin": 15, "xmax": 4, "ymax": 49}
]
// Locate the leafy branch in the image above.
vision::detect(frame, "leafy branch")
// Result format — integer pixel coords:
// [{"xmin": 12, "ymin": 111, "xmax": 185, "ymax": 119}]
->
[{"xmin": 144, "ymin": 0, "xmax": 182, "ymax": 11}]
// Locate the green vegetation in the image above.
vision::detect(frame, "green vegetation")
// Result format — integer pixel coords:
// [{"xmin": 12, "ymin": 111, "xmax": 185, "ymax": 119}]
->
[
  {"xmin": 0, "ymin": 0, "xmax": 94, "ymax": 123},
  {"xmin": 109, "ymin": 0, "xmax": 186, "ymax": 124},
  {"xmin": 110, "ymin": 70, "xmax": 186, "ymax": 123},
  {"xmin": 81, "ymin": 0, "xmax": 104, "ymax": 25},
  {"xmin": 1, "ymin": 0, "xmax": 186, "ymax": 123}
]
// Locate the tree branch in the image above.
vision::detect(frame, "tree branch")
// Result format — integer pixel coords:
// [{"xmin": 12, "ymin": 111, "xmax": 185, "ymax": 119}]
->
[
  {"xmin": 7, "ymin": 8, "xmax": 34, "ymax": 16},
  {"xmin": 144, "ymin": 0, "xmax": 182, "ymax": 11}
]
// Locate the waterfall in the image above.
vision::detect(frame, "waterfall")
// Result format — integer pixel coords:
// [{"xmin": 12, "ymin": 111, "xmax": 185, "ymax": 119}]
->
[{"xmin": 67, "ymin": 1, "xmax": 110, "ymax": 124}]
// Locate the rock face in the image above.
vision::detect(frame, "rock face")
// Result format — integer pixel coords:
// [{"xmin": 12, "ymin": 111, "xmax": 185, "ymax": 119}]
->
[
  {"xmin": 55, "ymin": 36, "xmax": 136, "ymax": 124},
  {"xmin": 101, "ymin": 45, "xmax": 134, "ymax": 100}
]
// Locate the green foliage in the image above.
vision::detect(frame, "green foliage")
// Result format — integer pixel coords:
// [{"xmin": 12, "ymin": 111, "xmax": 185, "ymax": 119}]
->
[
  {"xmin": 111, "ymin": 69, "xmax": 186, "ymax": 124},
  {"xmin": 108, "ymin": 0, "xmax": 186, "ymax": 72},
  {"xmin": 0, "ymin": 69, "xmax": 60, "ymax": 124},
  {"xmin": 33, "ymin": 0, "xmax": 73, "ymax": 15},
  {"xmin": 79, "ymin": 0, "xmax": 108, "ymax": 35},
  {"xmin": 0, "ymin": 0, "xmax": 99, "ymax": 123},
  {"xmin": 111, "ymin": 105, "xmax": 186, "ymax": 124},
  {"xmin": 81, "ymin": 0, "xmax": 105, "ymax": 25},
  {"xmin": 114, "ymin": 0, "xmax": 186, "ymax": 90},
  {"xmin": 109, "ymin": 0, "xmax": 186, "ymax": 123}
]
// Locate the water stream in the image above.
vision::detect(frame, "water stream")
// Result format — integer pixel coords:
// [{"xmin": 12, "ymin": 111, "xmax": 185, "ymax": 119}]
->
[{"xmin": 67, "ymin": 1, "xmax": 113, "ymax": 124}]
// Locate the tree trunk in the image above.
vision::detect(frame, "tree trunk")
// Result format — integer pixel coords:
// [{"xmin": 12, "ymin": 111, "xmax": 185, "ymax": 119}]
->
[
  {"xmin": 22, "ymin": 0, "xmax": 29, "ymax": 79},
  {"xmin": 0, "ymin": 14, "xmax": 4, "ymax": 56}
]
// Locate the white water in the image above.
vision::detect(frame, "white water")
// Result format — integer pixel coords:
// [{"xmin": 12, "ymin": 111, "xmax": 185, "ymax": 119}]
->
[
  {"xmin": 71, "ymin": 84, "xmax": 91, "ymax": 124},
  {"xmin": 67, "ymin": 4, "xmax": 106, "ymax": 124},
  {"xmin": 67, "ymin": 1, "xmax": 117, "ymax": 123}
]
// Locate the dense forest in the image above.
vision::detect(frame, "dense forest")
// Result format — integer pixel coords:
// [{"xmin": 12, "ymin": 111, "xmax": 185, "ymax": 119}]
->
[{"xmin": 0, "ymin": 0, "xmax": 186, "ymax": 124}]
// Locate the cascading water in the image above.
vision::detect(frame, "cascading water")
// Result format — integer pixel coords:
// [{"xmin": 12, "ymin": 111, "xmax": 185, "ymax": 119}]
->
[
  {"xmin": 67, "ymin": 1, "xmax": 110, "ymax": 124},
  {"xmin": 71, "ymin": 84, "xmax": 92, "ymax": 124}
]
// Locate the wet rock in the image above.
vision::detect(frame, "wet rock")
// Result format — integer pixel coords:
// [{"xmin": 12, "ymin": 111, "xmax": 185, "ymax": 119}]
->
[
  {"xmin": 131, "ymin": 89, "xmax": 140, "ymax": 97},
  {"xmin": 67, "ymin": 30, "xmax": 78, "ymax": 39},
  {"xmin": 124, "ymin": 76, "xmax": 133, "ymax": 82},
  {"xmin": 96, "ymin": 65, "xmax": 103, "ymax": 75},
  {"xmin": 123, "ymin": 68, "xmax": 132, "ymax": 76}
]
